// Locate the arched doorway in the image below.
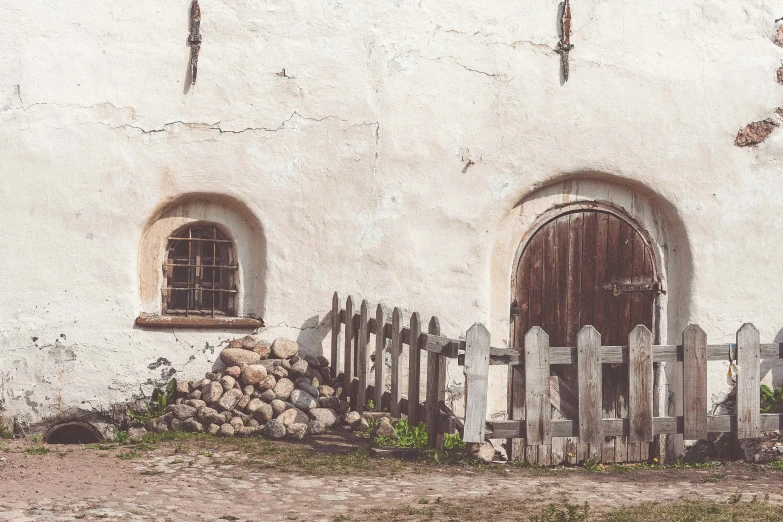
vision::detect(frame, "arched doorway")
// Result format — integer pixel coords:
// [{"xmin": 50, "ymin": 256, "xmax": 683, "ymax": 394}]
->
[{"xmin": 511, "ymin": 205, "xmax": 662, "ymax": 464}]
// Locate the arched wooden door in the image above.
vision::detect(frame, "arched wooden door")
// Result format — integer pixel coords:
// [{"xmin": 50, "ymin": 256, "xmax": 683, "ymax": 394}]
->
[{"xmin": 511, "ymin": 209, "xmax": 661, "ymax": 464}]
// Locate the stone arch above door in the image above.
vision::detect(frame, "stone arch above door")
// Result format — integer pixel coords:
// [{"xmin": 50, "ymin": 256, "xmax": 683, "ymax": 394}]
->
[{"xmin": 489, "ymin": 176, "xmax": 692, "ymax": 349}]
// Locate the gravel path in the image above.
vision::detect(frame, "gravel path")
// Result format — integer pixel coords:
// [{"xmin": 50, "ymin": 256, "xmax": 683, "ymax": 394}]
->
[{"xmin": 1, "ymin": 438, "xmax": 783, "ymax": 521}]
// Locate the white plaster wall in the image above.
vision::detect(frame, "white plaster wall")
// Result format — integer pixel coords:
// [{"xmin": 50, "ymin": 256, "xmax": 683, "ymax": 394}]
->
[{"xmin": 1, "ymin": 0, "xmax": 782, "ymax": 427}]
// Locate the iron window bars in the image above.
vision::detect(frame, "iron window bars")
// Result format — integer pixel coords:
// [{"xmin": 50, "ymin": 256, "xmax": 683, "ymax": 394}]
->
[{"xmin": 162, "ymin": 224, "xmax": 237, "ymax": 317}]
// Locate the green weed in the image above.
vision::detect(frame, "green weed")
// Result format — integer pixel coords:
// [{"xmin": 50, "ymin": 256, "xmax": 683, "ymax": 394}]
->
[
  {"xmin": 529, "ymin": 502, "xmax": 590, "ymax": 522},
  {"xmin": 25, "ymin": 445, "xmax": 50, "ymax": 455}
]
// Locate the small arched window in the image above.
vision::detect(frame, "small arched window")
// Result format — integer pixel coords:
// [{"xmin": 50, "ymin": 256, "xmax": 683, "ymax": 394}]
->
[{"xmin": 162, "ymin": 224, "xmax": 237, "ymax": 317}]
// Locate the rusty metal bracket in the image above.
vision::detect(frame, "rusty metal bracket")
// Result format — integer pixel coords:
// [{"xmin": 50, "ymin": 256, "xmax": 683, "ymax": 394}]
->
[
  {"xmin": 187, "ymin": 0, "xmax": 202, "ymax": 85},
  {"xmin": 602, "ymin": 281, "xmax": 664, "ymax": 297},
  {"xmin": 556, "ymin": 0, "xmax": 574, "ymax": 81}
]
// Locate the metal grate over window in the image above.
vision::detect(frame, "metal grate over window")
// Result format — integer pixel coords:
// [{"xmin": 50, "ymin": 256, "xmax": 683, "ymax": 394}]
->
[{"xmin": 162, "ymin": 224, "xmax": 237, "ymax": 317}]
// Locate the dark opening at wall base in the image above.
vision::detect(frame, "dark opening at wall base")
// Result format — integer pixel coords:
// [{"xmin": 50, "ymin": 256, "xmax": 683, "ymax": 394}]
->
[{"xmin": 44, "ymin": 421, "xmax": 102, "ymax": 444}]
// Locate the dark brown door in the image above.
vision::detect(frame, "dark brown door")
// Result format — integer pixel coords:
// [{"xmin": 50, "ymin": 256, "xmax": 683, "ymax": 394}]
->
[{"xmin": 512, "ymin": 210, "xmax": 659, "ymax": 463}]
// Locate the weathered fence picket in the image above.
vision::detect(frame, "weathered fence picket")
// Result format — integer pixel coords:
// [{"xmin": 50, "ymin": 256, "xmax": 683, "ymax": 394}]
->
[
  {"xmin": 374, "ymin": 304, "xmax": 385, "ymax": 411},
  {"xmin": 464, "ymin": 323, "xmax": 491, "ymax": 443},
  {"xmin": 628, "ymin": 325, "xmax": 653, "ymax": 443},
  {"xmin": 390, "ymin": 307, "xmax": 402, "ymax": 418},
  {"xmin": 737, "ymin": 323, "xmax": 760, "ymax": 439},
  {"xmin": 683, "ymin": 324, "xmax": 707, "ymax": 440},
  {"xmin": 577, "ymin": 326, "xmax": 602, "ymax": 444},
  {"xmin": 408, "ymin": 313, "xmax": 421, "ymax": 426},
  {"xmin": 524, "ymin": 327, "xmax": 550, "ymax": 446}
]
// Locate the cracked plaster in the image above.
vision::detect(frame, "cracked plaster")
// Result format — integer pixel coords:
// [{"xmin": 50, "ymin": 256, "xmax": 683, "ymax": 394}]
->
[{"xmin": 1, "ymin": 0, "xmax": 783, "ymax": 426}]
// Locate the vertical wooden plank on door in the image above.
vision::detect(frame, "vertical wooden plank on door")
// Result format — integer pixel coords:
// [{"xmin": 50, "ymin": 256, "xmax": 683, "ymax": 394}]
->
[
  {"xmin": 550, "ymin": 215, "xmax": 569, "ymax": 465},
  {"xmin": 580, "ymin": 212, "xmax": 600, "ymax": 461},
  {"xmin": 509, "ymin": 226, "xmax": 532, "ymax": 462},
  {"xmin": 616, "ymin": 218, "xmax": 634, "ymax": 461},
  {"xmin": 565, "ymin": 212, "xmax": 585, "ymax": 464},
  {"xmin": 331, "ymin": 292, "xmax": 340, "ymax": 379},
  {"xmin": 596, "ymin": 213, "xmax": 615, "ymax": 463},
  {"xmin": 390, "ymin": 307, "xmax": 403, "ymax": 418},
  {"xmin": 463, "ymin": 323, "xmax": 491, "ymax": 443},
  {"xmin": 539, "ymin": 221, "xmax": 557, "ymax": 466},
  {"xmin": 343, "ymin": 296, "xmax": 354, "ymax": 407},
  {"xmin": 374, "ymin": 304, "xmax": 386, "ymax": 412},
  {"xmin": 629, "ymin": 325, "xmax": 653, "ymax": 444},
  {"xmin": 408, "ymin": 312, "xmax": 422, "ymax": 425},
  {"xmin": 578, "ymin": 326, "xmax": 603, "ymax": 444},
  {"xmin": 356, "ymin": 300, "xmax": 369, "ymax": 414},
  {"xmin": 525, "ymin": 327, "xmax": 552, "ymax": 446},
  {"xmin": 426, "ymin": 317, "xmax": 442, "ymax": 450},
  {"xmin": 682, "ymin": 324, "xmax": 707, "ymax": 440},
  {"xmin": 737, "ymin": 323, "xmax": 761, "ymax": 439}
]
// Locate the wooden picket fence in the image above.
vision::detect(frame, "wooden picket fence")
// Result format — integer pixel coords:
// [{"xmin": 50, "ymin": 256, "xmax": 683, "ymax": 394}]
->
[
  {"xmin": 330, "ymin": 292, "xmax": 466, "ymax": 453},
  {"xmin": 330, "ymin": 291, "xmax": 781, "ymax": 464},
  {"xmin": 484, "ymin": 322, "xmax": 782, "ymax": 464}
]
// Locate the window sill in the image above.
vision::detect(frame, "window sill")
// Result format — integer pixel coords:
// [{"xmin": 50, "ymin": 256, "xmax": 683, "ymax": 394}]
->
[{"xmin": 135, "ymin": 315, "xmax": 264, "ymax": 329}]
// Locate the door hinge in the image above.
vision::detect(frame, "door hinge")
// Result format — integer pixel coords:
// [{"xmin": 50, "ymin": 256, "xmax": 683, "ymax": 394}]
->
[
  {"xmin": 603, "ymin": 281, "xmax": 664, "ymax": 297},
  {"xmin": 510, "ymin": 300, "xmax": 520, "ymax": 318}
]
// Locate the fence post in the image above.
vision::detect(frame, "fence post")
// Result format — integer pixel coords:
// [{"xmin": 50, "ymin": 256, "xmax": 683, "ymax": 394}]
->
[
  {"xmin": 357, "ymin": 300, "xmax": 369, "ymax": 414},
  {"xmin": 374, "ymin": 304, "xmax": 385, "ymax": 412},
  {"xmin": 463, "ymin": 323, "xmax": 491, "ymax": 443},
  {"xmin": 390, "ymin": 307, "xmax": 403, "ymax": 418},
  {"xmin": 408, "ymin": 313, "xmax": 422, "ymax": 425},
  {"xmin": 426, "ymin": 317, "xmax": 443, "ymax": 451},
  {"xmin": 629, "ymin": 325, "xmax": 653, "ymax": 443},
  {"xmin": 578, "ymin": 326, "xmax": 603, "ymax": 444},
  {"xmin": 682, "ymin": 324, "xmax": 707, "ymax": 440},
  {"xmin": 737, "ymin": 323, "xmax": 761, "ymax": 439},
  {"xmin": 331, "ymin": 292, "xmax": 340, "ymax": 379},
  {"xmin": 524, "ymin": 327, "xmax": 551, "ymax": 446},
  {"xmin": 343, "ymin": 296, "xmax": 354, "ymax": 406}
]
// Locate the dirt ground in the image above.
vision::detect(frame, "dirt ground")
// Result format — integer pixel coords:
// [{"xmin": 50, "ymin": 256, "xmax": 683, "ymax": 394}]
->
[{"xmin": 2, "ymin": 435, "xmax": 783, "ymax": 522}]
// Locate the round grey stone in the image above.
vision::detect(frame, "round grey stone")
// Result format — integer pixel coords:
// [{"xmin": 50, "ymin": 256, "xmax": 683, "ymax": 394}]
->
[
  {"xmin": 216, "ymin": 388, "xmax": 243, "ymax": 411},
  {"xmin": 298, "ymin": 382, "xmax": 319, "ymax": 399},
  {"xmin": 270, "ymin": 399, "xmax": 287, "ymax": 416},
  {"xmin": 271, "ymin": 338, "xmax": 299, "ymax": 359},
  {"xmin": 289, "ymin": 389, "xmax": 318, "ymax": 411},
  {"xmin": 220, "ymin": 348, "xmax": 261, "ymax": 367},
  {"xmin": 307, "ymin": 420, "xmax": 326, "ymax": 435},
  {"xmin": 259, "ymin": 389, "xmax": 277, "ymax": 403},
  {"xmin": 287, "ymin": 423, "xmax": 307, "ymax": 440},
  {"xmin": 308, "ymin": 408, "xmax": 338, "ymax": 428},
  {"xmin": 240, "ymin": 364, "xmax": 268, "ymax": 386},
  {"xmin": 218, "ymin": 423, "xmax": 235, "ymax": 437},
  {"xmin": 219, "ymin": 375, "xmax": 236, "ymax": 391},
  {"xmin": 166, "ymin": 404, "xmax": 197, "ymax": 421},
  {"xmin": 277, "ymin": 408, "xmax": 309, "ymax": 427},
  {"xmin": 273, "ymin": 378, "xmax": 295, "ymax": 401},
  {"xmin": 253, "ymin": 403, "xmax": 274, "ymax": 424},
  {"xmin": 245, "ymin": 398, "xmax": 265, "ymax": 414},
  {"xmin": 257, "ymin": 375, "xmax": 277, "ymax": 393},
  {"xmin": 264, "ymin": 419, "xmax": 286, "ymax": 440}
]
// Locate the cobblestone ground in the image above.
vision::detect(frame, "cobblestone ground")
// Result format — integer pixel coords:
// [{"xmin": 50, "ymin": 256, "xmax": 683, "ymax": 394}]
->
[{"xmin": 2, "ymin": 437, "xmax": 783, "ymax": 521}]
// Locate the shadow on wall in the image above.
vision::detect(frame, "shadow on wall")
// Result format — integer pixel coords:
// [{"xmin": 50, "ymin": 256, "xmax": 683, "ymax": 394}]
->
[{"xmin": 209, "ymin": 314, "xmax": 333, "ymax": 372}]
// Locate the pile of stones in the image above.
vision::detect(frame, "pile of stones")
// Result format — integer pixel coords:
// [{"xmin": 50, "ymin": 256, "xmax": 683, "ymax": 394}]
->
[{"xmin": 141, "ymin": 336, "xmax": 373, "ymax": 441}]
